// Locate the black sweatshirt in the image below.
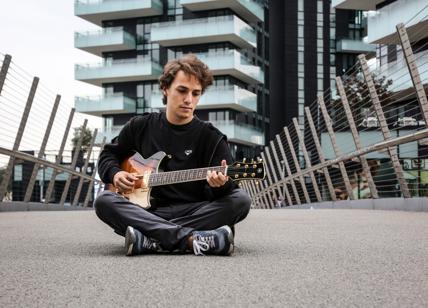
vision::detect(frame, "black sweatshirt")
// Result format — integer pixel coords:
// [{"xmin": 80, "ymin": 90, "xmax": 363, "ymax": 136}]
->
[{"xmin": 98, "ymin": 112, "xmax": 237, "ymax": 205}]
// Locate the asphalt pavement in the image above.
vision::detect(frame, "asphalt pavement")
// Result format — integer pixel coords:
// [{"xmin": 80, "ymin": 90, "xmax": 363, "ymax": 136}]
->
[{"xmin": 1, "ymin": 208, "xmax": 427, "ymax": 307}]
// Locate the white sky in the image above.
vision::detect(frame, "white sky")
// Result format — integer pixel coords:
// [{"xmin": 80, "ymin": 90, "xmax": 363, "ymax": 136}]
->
[{"xmin": 0, "ymin": 0, "xmax": 102, "ymax": 129}]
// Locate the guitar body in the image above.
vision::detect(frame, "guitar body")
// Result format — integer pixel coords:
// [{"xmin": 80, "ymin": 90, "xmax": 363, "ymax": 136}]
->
[{"xmin": 108, "ymin": 151, "xmax": 167, "ymax": 209}]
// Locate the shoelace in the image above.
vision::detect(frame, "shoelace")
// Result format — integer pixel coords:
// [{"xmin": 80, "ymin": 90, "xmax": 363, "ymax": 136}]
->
[
  {"xmin": 141, "ymin": 236, "xmax": 157, "ymax": 251},
  {"xmin": 193, "ymin": 234, "xmax": 215, "ymax": 256}
]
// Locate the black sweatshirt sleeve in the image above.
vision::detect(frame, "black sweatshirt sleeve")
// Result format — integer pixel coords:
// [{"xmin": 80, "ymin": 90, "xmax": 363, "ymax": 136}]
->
[
  {"xmin": 97, "ymin": 116, "xmax": 143, "ymax": 183},
  {"xmin": 207, "ymin": 137, "xmax": 238, "ymax": 198}
]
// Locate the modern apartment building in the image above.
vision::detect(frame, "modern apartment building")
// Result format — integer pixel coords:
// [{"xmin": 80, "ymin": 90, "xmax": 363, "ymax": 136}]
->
[
  {"xmin": 269, "ymin": 0, "xmax": 375, "ymax": 138},
  {"xmin": 74, "ymin": 0, "xmax": 268, "ymax": 160}
]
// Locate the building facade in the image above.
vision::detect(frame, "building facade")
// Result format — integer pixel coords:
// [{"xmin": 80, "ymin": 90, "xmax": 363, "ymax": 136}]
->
[
  {"xmin": 269, "ymin": 0, "xmax": 375, "ymax": 138},
  {"xmin": 74, "ymin": 0, "xmax": 269, "ymax": 160}
]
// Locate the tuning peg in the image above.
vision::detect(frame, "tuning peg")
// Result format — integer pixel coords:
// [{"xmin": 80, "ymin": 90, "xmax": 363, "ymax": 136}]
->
[
  {"xmin": 243, "ymin": 158, "xmax": 246, "ymax": 163},
  {"xmin": 257, "ymin": 157, "xmax": 262, "ymax": 163},
  {"xmin": 251, "ymin": 158, "xmax": 254, "ymax": 163}
]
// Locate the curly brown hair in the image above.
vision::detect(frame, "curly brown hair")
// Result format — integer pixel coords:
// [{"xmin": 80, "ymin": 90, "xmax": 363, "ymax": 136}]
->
[{"xmin": 159, "ymin": 54, "xmax": 214, "ymax": 105}]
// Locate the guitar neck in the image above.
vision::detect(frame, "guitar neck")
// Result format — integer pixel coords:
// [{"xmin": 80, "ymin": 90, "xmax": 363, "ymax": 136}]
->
[{"xmin": 148, "ymin": 166, "xmax": 227, "ymax": 187}]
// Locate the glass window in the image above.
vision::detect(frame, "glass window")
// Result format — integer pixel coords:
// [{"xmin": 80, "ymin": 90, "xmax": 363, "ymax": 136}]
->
[
  {"xmin": 298, "ymin": 51, "xmax": 304, "ymax": 64},
  {"xmin": 318, "ymin": 53, "xmax": 323, "ymax": 65},
  {"xmin": 298, "ymin": 0, "xmax": 303, "ymax": 11},
  {"xmin": 298, "ymin": 104, "xmax": 304, "ymax": 115},
  {"xmin": 104, "ymin": 117, "xmax": 113, "ymax": 131},
  {"xmin": 318, "ymin": 79, "xmax": 324, "ymax": 91},
  {"xmin": 298, "ymin": 25, "xmax": 304, "ymax": 38},
  {"xmin": 14, "ymin": 165, "xmax": 22, "ymax": 181},
  {"xmin": 317, "ymin": 1, "xmax": 323, "ymax": 13},
  {"xmin": 217, "ymin": 111, "xmax": 224, "ymax": 121},
  {"xmin": 317, "ymin": 27, "xmax": 323, "ymax": 38},
  {"xmin": 209, "ymin": 112, "xmax": 216, "ymax": 122},
  {"xmin": 298, "ymin": 78, "xmax": 304, "ymax": 89}
]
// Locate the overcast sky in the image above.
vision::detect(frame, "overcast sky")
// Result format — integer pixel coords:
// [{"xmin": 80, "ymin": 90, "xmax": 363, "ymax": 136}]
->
[{"xmin": 0, "ymin": 0, "xmax": 102, "ymax": 128}]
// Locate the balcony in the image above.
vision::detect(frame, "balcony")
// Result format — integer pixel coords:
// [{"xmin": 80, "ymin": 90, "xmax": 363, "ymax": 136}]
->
[
  {"xmin": 336, "ymin": 38, "xmax": 376, "ymax": 54},
  {"xmin": 75, "ymin": 57, "xmax": 162, "ymax": 86},
  {"xmin": 75, "ymin": 93, "xmax": 136, "ymax": 116},
  {"xmin": 180, "ymin": 0, "xmax": 264, "ymax": 23},
  {"xmin": 195, "ymin": 50, "xmax": 264, "ymax": 85},
  {"xmin": 366, "ymin": 0, "xmax": 428, "ymax": 44},
  {"xmin": 212, "ymin": 120, "xmax": 264, "ymax": 146},
  {"xmin": 148, "ymin": 85, "xmax": 257, "ymax": 112},
  {"xmin": 331, "ymin": 0, "xmax": 384, "ymax": 10},
  {"xmin": 74, "ymin": 0, "xmax": 163, "ymax": 26},
  {"xmin": 74, "ymin": 27, "xmax": 136, "ymax": 56},
  {"xmin": 150, "ymin": 15, "xmax": 257, "ymax": 50}
]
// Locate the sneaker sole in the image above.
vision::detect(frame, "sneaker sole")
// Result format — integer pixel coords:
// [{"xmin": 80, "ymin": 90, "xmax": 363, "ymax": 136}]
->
[
  {"xmin": 125, "ymin": 226, "xmax": 136, "ymax": 256},
  {"xmin": 219, "ymin": 225, "xmax": 234, "ymax": 256}
]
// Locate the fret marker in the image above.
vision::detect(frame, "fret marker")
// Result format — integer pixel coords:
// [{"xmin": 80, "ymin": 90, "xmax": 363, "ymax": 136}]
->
[{"xmin": 184, "ymin": 150, "xmax": 192, "ymax": 156}]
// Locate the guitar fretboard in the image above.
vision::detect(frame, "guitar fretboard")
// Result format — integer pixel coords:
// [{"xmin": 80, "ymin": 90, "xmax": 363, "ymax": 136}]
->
[{"xmin": 148, "ymin": 166, "xmax": 226, "ymax": 187}]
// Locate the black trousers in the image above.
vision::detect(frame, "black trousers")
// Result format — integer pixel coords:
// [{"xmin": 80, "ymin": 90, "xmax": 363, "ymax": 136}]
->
[{"xmin": 94, "ymin": 188, "xmax": 251, "ymax": 251}]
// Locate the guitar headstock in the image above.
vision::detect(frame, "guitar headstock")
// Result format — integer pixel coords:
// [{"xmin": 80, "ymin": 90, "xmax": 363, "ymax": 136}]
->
[{"xmin": 228, "ymin": 158, "xmax": 266, "ymax": 181}]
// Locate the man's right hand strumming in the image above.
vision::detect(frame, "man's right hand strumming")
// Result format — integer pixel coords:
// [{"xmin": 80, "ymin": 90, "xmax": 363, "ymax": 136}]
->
[{"xmin": 113, "ymin": 171, "xmax": 138, "ymax": 193}]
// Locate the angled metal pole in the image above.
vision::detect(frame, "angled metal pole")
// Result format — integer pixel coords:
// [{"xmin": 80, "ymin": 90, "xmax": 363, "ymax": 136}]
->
[
  {"xmin": 396, "ymin": 23, "xmax": 428, "ymax": 125},
  {"xmin": 304, "ymin": 107, "xmax": 336, "ymax": 201},
  {"xmin": 248, "ymin": 180, "xmax": 259, "ymax": 208},
  {"xmin": 0, "ymin": 77, "xmax": 39, "ymax": 201},
  {"xmin": 270, "ymin": 140, "xmax": 292, "ymax": 205},
  {"xmin": 318, "ymin": 96, "xmax": 354, "ymax": 199},
  {"xmin": 275, "ymin": 134, "xmax": 300, "ymax": 204},
  {"xmin": 261, "ymin": 178, "xmax": 273, "ymax": 209},
  {"xmin": 336, "ymin": 77, "xmax": 378, "ymax": 199},
  {"xmin": 83, "ymin": 137, "xmax": 106, "ymax": 207},
  {"xmin": 0, "ymin": 54, "xmax": 12, "ymax": 94},
  {"xmin": 265, "ymin": 147, "xmax": 284, "ymax": 199},
  {"xmin": 264, "ymin": 146, "xmax": 284, "ymax": 201},
  {"xmin": 72, "ymin": 129, "xmax": 98, "ymax": 206},
  {"xmin": 261, "ymin": 151, "xmax": 279, "ymax": 203},
  {"xmin": 284, "ymin": 127, "xmax": 311, "ymax": 204},
  {"xmin": 24, "ymin": 95, "xmax": 61, "ymax": 202},
  {"xmin": 45, "ymin": 108, "xmax": 75, "ymax": 203},
  {"xmin": 59, "ymin": 119, "xmax": 88, "ymax": 206},
  {"xmin": 292, "ymin": 118, "xmax": 322, "ymax": 202},
  {"xmin": 358, "ymin": 54, "xmax": 410, "ymax": 198}
]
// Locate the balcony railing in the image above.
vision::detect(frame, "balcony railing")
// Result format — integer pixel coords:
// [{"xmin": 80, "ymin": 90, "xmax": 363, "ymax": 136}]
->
[
  {"xmin": 212, "ymin": 120, "xmax": 264, "ymax": 146},
  {"xmin": 75, "ymin": 57, "xmax": 163, "ymax": 86},
  {"xmin": 336, "ymin": 38, "xmax": 376, "ymax": 54},
  {"xmin": 331, "ymin": 0, "xmax": 384, "ymax": 10},
  {"xmin": 180, "ymin": 0, "xmax": 264, "ymax": 23},
  {"xmin": 151, "ymin": 15, "xmax": 257, "ymax": 49},
  {"xmin": 74, "ymin": 27, "xmax": 136, "ymax": 56},
  {"xmin": 74, "ymin": 0, "xmax": 163, "ymax": 26},
  {"xmin": 149, "ymin": 85, "xmax": 257, "ymax": 112},
  {"xmin": 194, "ymin": 50, "xmax": 264, "ymax": 84},
  {"xmin": 366, "ymin": 0, "xmax": 428, "ymax": 44},
  {"xmin": 75, "ymin": 93, "xmax": 136, "ymax": 116}
]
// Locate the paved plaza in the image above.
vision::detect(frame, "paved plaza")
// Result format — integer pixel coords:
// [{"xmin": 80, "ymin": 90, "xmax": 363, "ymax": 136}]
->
[{"xmin": 1, "ymin": 208, "xmax": 427, "ymax": 307}]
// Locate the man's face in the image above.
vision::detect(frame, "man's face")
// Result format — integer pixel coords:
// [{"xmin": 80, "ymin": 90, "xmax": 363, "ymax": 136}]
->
[{"xmin": 164, "ymin": 70, "xmax": 202, "ymax": 125}]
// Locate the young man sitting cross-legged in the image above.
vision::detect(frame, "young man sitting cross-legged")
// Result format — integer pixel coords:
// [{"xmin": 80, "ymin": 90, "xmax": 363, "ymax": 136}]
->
[{"xmin": 94, "ymin": 54, "xmax": 251, "ymax": 256}]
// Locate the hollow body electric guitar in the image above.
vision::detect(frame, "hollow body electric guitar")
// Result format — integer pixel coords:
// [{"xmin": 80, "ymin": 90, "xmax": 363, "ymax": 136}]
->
[{"xmin": 108, "ymin": 151, "xmax": 266, "ymax": 209}]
